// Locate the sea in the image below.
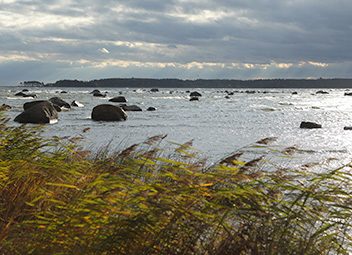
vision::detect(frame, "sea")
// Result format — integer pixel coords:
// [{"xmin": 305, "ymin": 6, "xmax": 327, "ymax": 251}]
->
[{"xmin": 2, "ymin": 86, "xmax": 352, "ymax": 167}]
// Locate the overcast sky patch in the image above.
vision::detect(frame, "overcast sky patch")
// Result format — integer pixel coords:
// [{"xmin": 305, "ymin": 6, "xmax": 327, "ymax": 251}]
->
[{"xmin": 0, "ymin": 0, "xmax": 351, "ymax": 85}]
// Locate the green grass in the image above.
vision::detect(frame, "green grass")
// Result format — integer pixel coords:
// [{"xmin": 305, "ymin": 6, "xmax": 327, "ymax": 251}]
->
[{"xmin": 0, "ymin": 117, "xmax": 352, "ymax": 254}]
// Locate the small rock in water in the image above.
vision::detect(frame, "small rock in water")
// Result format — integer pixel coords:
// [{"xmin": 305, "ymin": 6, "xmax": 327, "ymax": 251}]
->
[
  {"xmin": 146, "ymin": 107, "xmax": 156, "ymax": 111},
  {"xmin": 93, "ymin": 92, "xmax": 106, "ymax": 97},
  {"xmin": 190, "ymin": 91, "xmax": 202, "ymax": 97},
  {"xmin": 0, "ymin": 104, "xmax": 11, "ymax": 111},
  {"xmin": 316, "ymin": 90, "xmax": 329, "ymax": 94},
  {"xmin": 344, "ymin": 126, "xmax": 352, "ymax": 130},
  {"xmin": 109, "ymin": 96, "xmax": 127, "ymax": 103},
  {"xmin": 344, "ymin": 92, "xmax": 352, "ymax": 96},
  {"xmin": 121, "ymin": 105, "xmax": 142, "ymax": 111},
  {"xmin": 300, "ymin": 121, "xmax": 322, "ymax": 129},
  {"xmin": 292, "ymin": 91, "xmax": 298, "ymax": 95},
  {"xmin": 71, "ymin": 100, "xmax": 84, "ymax": 107},
  {"xmin": 190, "ymin": 97, "xmax": 199, "ymax": 101}
]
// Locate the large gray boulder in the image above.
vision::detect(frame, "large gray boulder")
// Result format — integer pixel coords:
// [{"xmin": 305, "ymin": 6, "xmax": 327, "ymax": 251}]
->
[
  {"xmin": 49, "ymin": 97, "xmax": 71, "ymax": 109},
  {"xmin": 109, "ymin": 96, "xmax": 127, "ymax": 103},
  {"xmin": 91, "ymin": 104, "xmax": 127, "ymax": 121},
  {"xmin": 24, "ymin": 100, "xmax": 62, "ymax": 112},
  {"xmin": 14, "ymin": 101, "xmax": 58, "ymax": 124}
]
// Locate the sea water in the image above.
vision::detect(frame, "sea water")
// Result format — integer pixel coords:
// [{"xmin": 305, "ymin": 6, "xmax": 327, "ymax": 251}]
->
[{"xmin": 2, "ymin": 86, "xmax": 352, "ymax": 166}]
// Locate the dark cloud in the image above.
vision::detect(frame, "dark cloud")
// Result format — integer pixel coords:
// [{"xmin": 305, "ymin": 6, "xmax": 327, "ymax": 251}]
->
[{"xmin": 0, "ymin": 0, "xmax": 351, "ymax": 84}]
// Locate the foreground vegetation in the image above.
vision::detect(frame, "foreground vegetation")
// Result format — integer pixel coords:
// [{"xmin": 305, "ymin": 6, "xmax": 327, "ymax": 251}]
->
[{"xmin": 1, "ymin": 118, "xmax": 352, "ymax": 254}]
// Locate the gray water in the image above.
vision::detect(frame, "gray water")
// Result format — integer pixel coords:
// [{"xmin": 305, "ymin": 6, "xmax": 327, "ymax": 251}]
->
[{"xmin": 2, "ymin": 86, "xmax": 352, "ymax": 165}]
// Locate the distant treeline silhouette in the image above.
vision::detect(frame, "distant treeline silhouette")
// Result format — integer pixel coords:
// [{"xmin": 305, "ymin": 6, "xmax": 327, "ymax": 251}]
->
[{"xmin": 41, "ymin": 78, "xmax": 352, "ymax": 88}]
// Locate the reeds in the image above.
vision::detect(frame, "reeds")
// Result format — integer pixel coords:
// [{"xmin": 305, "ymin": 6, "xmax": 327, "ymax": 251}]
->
[{"xmin": 0, "ymin": 117, "xmax": 352, "ymax": 254}]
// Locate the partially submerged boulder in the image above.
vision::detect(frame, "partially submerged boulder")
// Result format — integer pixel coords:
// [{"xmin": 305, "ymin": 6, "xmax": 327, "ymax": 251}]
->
[
  {"xmin": 49, "ymin": 97, "xmax": 71, "ymax": 109},
  {"xmin": 15, "ymin": 92, "xmax": 37, "ymax": 98},
  {"xmin": 93, "ymin": 92, "xmax": 106, "ymax": 97},
  {"xmin": 14, "ymin": 101, "xmax": 58, "ymax": 124},
  {"xmin": 150, "ymin": 88, "xmax": 159, "ymax": 92},
  {"xmin": 146, "ymin": 107, "xmax": 156, "ymax": 111},
  {"xmin": 24, "ymin": 100, "xmax": 61, "ymax": 112},
  {"xmin": 71, "ymin": 100, "xmax": 84, "ymax": 107},
  {"xmin": 300, "ymin": 121, "xmax": 322, "ymax": 129},
  {"xmin": 121, "ymin": 105, "xmax": 142, "ymax": 111},
  {"xmin": 190, "ymin": 97, "xmax": 199, "ymax": 101},
  {"xmin": 109, "ymin": 96, "xmax": 127, "ymax": 103},
  {"xmin": 90, "ymin": 89, "xmax": 101, "ymax": 94},
  {"xmin": 316, "ymin": 90, "xmax": 329, "ymax": 94},
  {"xmin": 91, "ymin": 104, "xmax": 127, "ymax": 121},
  {"xmin": 190, "ymin": 91, "xmax": 202, "ymax": 97}
]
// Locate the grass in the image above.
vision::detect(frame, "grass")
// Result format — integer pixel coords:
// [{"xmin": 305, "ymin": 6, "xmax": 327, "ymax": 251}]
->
[{"xmin": 0, "ymin": 117, "xmax": 352, "ymax": 254}]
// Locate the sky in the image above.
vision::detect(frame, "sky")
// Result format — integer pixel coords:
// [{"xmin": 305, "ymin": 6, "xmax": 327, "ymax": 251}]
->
[{"xmin": 0, "ymin": 0, "xmax": 352, "ymax": 85}]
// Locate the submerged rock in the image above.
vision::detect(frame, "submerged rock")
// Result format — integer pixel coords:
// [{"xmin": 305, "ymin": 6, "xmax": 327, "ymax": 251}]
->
[
  {"xmin": 300, "ymin": 121, "xmax": 322, "ymax": 129},
  {"xmin": 14, "ymin": 101, "xmax": 58, "ymax": 124},
  {"xmin": 91, "ymin": 104, "xmax": 127, "ymax": 121}
]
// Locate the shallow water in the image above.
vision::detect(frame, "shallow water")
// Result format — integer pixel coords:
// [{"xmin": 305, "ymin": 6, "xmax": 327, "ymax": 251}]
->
[{"xmin": 2, "ymin": 86, "xmax": 352, "ymax": 166}]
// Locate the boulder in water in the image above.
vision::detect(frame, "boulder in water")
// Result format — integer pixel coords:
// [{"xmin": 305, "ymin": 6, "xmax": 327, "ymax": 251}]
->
[
  {"xmin": 90, "ymin": 89, "xmax": 101, "ymax": 94},
  {"xmin": 190, "ymin": 97, "xmax": 199, "ymax": 101},
  {"xmin": 49, "ymin": 97, "xmax": 71, "ymax": 109},
  {"xmin": 93, "ymin": 92, "xmax": 106, "ymax": 97},
  {"xmin": 146, "ymin": 107, "xmax": 156, "ymax": 111},
  {"xmin": 24, "ymin": 100, "xmax": 62, "ymax": 112},
  {"xmin": 91, "ymin": 104, "xmax": 127, "ymax": 121},
  {"xmin": 344, "ymin": 126, "xmax": 352, "ymax": 130},
  {"xmin": 109, "ymin": 96, "xmax": 127, "ymax": 103},
  {"xmin": 190, "ymin": 91, "xmax": 202, "ymax": 97},
  {"xmin": 14, "ymin": 101, "xmax": 58, "ymax": 124},
  {"xmin": 121, "ymin": 105, "xmax": 142, "ymax": 111},
  {"xmin": 316, "ymin": 90, "xmax": 329, "ymax": 94},
  {"xmin": 0, "ymin": 104, "xmax": 11, "ymax": 111},
  {"xmin": 299, "ymin": 121, "xmax": 322, "ymax": 129},
  {"xmin": 71, "ymin": 100, "xmax": 84, "ymax": 107},
  {"xmin": 150, "ymin": 88, "xmax": 159, "ymax": 92},
  {"xmin": 15, "ymin": 92, "xmax": 37, "ymax": 98}
]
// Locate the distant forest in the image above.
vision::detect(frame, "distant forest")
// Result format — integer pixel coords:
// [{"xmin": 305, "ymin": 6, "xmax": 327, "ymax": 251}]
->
[{"xmin": 35, "ymin": 78, "xmax": 352, "ymax": 88}]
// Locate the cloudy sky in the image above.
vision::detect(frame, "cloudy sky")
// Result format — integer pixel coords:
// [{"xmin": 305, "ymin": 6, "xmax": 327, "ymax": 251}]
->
[{"xmin": 0, "ymin": 0, "xmax": 351, "ymax": 85}]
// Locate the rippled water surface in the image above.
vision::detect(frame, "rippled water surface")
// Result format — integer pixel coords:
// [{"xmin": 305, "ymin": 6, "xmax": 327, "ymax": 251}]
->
[{"xmin": 2, "ymin": 86, "xmax": 352, "ymax": 164}]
